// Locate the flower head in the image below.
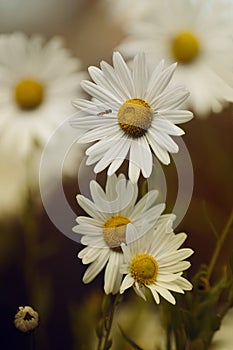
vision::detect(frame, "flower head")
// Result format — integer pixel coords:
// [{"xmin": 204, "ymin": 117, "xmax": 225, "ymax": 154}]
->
[
  {"xmin": 118, "ymin": 0, "xmax": 233, "ymax": 116},
  {"xmin": 14, "ymin": 306, "xmax": 39, "ymax": 333},
  {"xmin": 72, "ymin": 52, "xmax": 193, "ymax": 183},
  {"xmin": 73, "ymin": 174, "xmax": 165, "ymax": 294},
  {"xmin": 0, "ymin": 32, "xmax": 83, "ymax": 159},
  {"xmin": 120, "ymin": 215, "xmax": 193, "ymax": 304}
]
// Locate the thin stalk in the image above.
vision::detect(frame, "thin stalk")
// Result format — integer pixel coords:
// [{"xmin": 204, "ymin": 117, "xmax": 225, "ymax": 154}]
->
[
  {"xmin": 97, "ymin": 293, "xmax": 121, "ymax": 350},
  {"xmin": 207, "ymin": 208, "xmax": 233, "ymax": 279}
]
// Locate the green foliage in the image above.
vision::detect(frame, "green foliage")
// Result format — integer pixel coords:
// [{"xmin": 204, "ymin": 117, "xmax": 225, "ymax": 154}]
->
[{"xmin": 168, "ymin": 262, "xmax": 233, "ymax": 349}]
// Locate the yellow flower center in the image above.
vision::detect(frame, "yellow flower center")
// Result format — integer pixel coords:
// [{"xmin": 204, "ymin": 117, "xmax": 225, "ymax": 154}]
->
[
  {"xmin": 130, "ymin": 253, "xmax": 158, "ymax": 285},
  {"xmin": 118, "ymin": 98, "xmax": 153, "ymax": 138},
  {"xmin": 103, "ymin": 215, "xmax": 131, "ymax": 251},
  {"xmin": 15, "ymin": 79, "xmax": 44, "ymax": 110},
  {"xmin": 171, "ymin": 31, "xmax": 200, "ymax": 64}
]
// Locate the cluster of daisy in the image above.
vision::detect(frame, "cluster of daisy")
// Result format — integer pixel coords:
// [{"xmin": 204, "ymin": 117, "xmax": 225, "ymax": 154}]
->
[
  {"xmin": 72, "ymin": 51, "xmax": 194, "ymax": 305},
  {"xmin": 105, "ymin": 0, "xmax": 233, "ymax": 116}
]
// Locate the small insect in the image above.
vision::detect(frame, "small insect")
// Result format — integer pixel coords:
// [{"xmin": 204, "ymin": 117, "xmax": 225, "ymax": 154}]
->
[{"xmin": 97, "ymin": 109, "xmax": 112, "ymax": 117}]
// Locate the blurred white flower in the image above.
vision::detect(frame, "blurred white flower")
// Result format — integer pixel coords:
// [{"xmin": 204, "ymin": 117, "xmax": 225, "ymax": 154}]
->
[
  {"xmin": 211, "ymin": 308, "xmax": 233, "ymax": 350},
  {"xmin": 0, "ymin": 33, "xmax": 85, "ymax": 217},
  {"xmin": 120, "ymin": 215, "xmax": 193, "ymax": 304},
  {"xmin": 102, "ymin": 0, "xmax": 150, "ymax": 26},
  {"xmin": 118, "ymin": 0, "xmax": 233, "ymax": 116},
  {"xmin": 74, "ymin": 173, "xmax": 165, "ymax": 294},
  {"xmin": 0, "ymin": 0, "xmax": 85, "ymax": 34},
  {"xmin": 14, "ymin": 305, "xmax": 39, "ymax": 333},
  {"xmin": 72, "ymin": 52, "xmax": 193, "ymax": 183},
  {"xmin": 0, "ymin": 32, "xmax": 83, "ymax": 160},
  {"xmin": 0, "ymin": 152, "xmax": 26, "ymax": 218}
]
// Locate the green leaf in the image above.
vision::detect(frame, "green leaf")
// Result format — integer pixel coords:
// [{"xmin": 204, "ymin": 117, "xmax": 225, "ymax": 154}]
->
[{"xmin": 119, "ymin": 325, "xmax": 144, "ymax": 350}]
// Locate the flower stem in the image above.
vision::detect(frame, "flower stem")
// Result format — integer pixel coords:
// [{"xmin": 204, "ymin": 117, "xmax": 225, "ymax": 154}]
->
[
  {"xmin": 97, "ymin": 293, "xmax": 121, "ymax": 350},
  {"xmin": 207, "ymin": 208, "xmax": 233, "ymax": 279}
]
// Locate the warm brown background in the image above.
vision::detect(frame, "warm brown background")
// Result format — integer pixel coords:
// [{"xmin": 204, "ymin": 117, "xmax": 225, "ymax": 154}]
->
[{"xmin": 0, "ymin": 1, "xmax": 232, "ymax": 349}]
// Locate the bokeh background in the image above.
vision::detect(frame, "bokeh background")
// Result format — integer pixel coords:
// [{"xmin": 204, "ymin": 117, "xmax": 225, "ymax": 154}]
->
[{"xmin": 0, "ymin": 0, "xmax": 232, "ymax": 349}]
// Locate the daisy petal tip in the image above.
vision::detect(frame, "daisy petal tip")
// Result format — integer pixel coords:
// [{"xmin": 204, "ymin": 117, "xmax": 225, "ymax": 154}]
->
[
  {"xmin": 163, "ymin": 158, "xmax": 170, "ymax": 166},
  {"xmin": 120, "ymin": 288, "xmax": 125, "ymax": 295}
]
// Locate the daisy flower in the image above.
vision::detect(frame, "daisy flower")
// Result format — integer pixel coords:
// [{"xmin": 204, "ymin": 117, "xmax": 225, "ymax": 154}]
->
[
  {"xmin": 73, "ymin": 174, "xmax": 165, "ymax": 294},
  {"xmin": 71, "ymin": 52, "xmax": 193, "ymax": 183},
  {"xmin": 0, "ymin": 32, "xmax": 83, "ymax": 159},
  {"xmin": 118, "ymin": 0, "xmax": 233, "ymax": 116},
  {"xmin": 120, "ymin": 215, "xmax": 193, "ymax": 304}
]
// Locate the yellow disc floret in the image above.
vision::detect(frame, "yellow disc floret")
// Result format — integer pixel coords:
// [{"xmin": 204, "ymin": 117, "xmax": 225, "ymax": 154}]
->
[
  {"xmin": 118, "ymin": 98, "xmax": 153, "ymax": 138},
  {"xmin": 15, "ymin": 79, "xmax": 44, "ymax": 110},
  {"xmin": 103, "ymin": 215, "xmax": 131, "ymax": 251},
  {"xmin": 130, "ymin": 253, "xmax": 158, "ymax": 285},
  {"xmin": 171, "ymin": 31, "xmax": 200, "ymax": 64}
]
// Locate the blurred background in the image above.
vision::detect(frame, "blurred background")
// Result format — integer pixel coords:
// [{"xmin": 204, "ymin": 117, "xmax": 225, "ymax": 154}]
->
[{"xmin": 0, "ymin": 0, "xmax": 232, "ymax": 349}]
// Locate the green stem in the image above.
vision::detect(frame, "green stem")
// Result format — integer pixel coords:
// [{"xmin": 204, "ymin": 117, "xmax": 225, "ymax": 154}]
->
[
  {"xmin": 97, "ymin": 293, "xmax": 121, "ymax": 350},
  {"xmin": 207, "ymin": 208, "xmax": 233, "ymax": 279}
]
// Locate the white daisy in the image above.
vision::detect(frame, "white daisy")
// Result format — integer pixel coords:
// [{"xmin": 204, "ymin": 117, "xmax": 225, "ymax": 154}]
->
[
  {"xmin": 73, "ymin": 173, "xmax": 165, "ymax": 294},
  {"xmin": 0, "ymin": 32, "xmax": 84, "ymax": 159},
  {"xmin": 71, "ymin": 52, "xmax": 193, "ymax": 183},
  {"xmin": 120, "ymin": 215, "xmax": 193, "ymax": 304},
  {"xmin": 118, "ymin": 0, "xmax": 233, "ymax": 116}
]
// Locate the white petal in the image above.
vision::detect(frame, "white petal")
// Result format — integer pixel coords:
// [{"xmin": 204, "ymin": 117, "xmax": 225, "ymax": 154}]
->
[
  {"xmin": 147, "ymin": 284, "xmax": 160, "ymax": 304},
  {"xmin": 152, "ymin": 118, "xmax": 185, "ymax": 136},
  {"xmin": 81, "ymin": 80, "xmax": 121, "ymax": 105},
  {"xmin": 100, "ymin": 60, "xmax": 129, "ymax": 100},
  {"xmin": 132, "ymin": 52, "xmax": 149, "ymax": 98},
  {"xmin": 131, "ymin": 190, "xmax": 158, "ymax": 217},
  {"xmin": 120, "ymin": 274, "xmax": 135, "ymax": 293},
  {"xmin": 134, "ymin": 283, "xmax": 147, "ymax": 301},
  {"xmin": 128, "ymin": 160, "xmax": 141, "ymax": 183},
  {"xmin": 147, "ymin": 63, "xmax": 177, "ymax": 104},
  {"xmin": 73, "ymin": 225, "xmax": 102, "ymax": 236},
  {"xmin": 88, "ymin": 66, "xmax": 126, "ymax": 102},
  {"xmin": 94, "ymin": 136, "xmax": 130, "ymax": 174},
  {"xmin": 82, "ymin": 249, "xmax": 109, "ymax": 283},
  {"xmin": 148, "ymin": 128, "xmax": 179, "ymax": 153},
  {"xmin": 146, "ymin": 131, "xmax": 171, "ymax": 164},
  {"xmin": 76, "ymin": 195, "xmax": 106, "ymax": 221},
  {"xmin": 81, "ymin": 235, "xmax": 107, "ymax": 248},
  {"xmin": 156, "ymin": 281, "xmax": 184, "ymax": 294},
  {"xmin": 78, "ymin": 124, "xmax": 119, "ymax": 143},
  {"xmin": 104, "ymin": 252, "xmax": 122, "ymax": 294},
  {"xmin": 159, "ymin": 110, "xmax": 193, "ymax": 124},
  {"xmin": 112, "ymin": 52, "xmax": 135, "ymax": 97},
  {"xmin": 154, "ymin": 285, "xmax": 176, "ymax": 304},
  {"xmin": 158, "ymin": 248, "xmax": 194, "ymax": 266}
]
